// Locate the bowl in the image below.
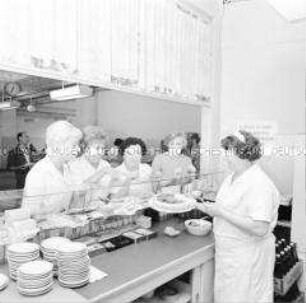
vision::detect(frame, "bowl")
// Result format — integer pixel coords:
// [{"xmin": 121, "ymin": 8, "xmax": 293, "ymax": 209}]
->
[
  {"xmin": 164, "ymin": 226, "xmax": 181, "ymax": 237},
  {"xmin": 185, "ymin": 219, "xmax": 212, "ymax": 236}
]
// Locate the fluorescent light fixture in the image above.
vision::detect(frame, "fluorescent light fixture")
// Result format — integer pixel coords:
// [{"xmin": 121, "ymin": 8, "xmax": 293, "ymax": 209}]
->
[
  {"xmin": 267, "ymin": 0, "xmax": 306, "ymax": 22},
  {"xmin": 50, "ymin": 85, "xmax": 93, "ymax": 101},
  {"xmin": 0, "ymin": 100, "xmax": 20, "ymax": 110}
]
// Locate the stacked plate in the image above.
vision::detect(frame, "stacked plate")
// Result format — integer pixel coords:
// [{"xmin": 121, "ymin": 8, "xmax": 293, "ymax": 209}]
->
[
  {"xmin": 17, "ymin": 260, "xmax": 53, "ymax": 296},
  {"xmin": 57, "ymin": 242, "xmax": 90, "ymax": 288},
  {"xmin": 41, "ymin": 237, "xmax": 71, "ymax": 276},
  {"xmin": 7, "ymin": 243, "xmax": 40, "ymax": 280}
]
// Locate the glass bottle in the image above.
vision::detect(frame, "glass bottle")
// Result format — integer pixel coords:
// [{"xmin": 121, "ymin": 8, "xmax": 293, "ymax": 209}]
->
[
  {"xmin": 280, "ymin": 251, "xmax": 286, "ymax": 277},
  {"xmin": 274, "ymin": 254, "xmax": 283, "ymax": 279},
  {"xmin": 290, "ymin": 242, "xmax": 299, "ymax": 264},
  {"xmin": 275, "ymin": 242, "xmax": 280, "ymax": 255},
  {"xmin": 286, "ymin": 245, "xmax": 294, "ymax": 270},
  {"xmin": 280, "ymin": 238, "xmax": 287, "ymax": 251}
]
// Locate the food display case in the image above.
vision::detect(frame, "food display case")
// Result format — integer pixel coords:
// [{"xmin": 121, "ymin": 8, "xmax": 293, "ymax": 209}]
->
[{"xmin": 0, "ymin": 173, "xmax": 220, "ymax": 303}]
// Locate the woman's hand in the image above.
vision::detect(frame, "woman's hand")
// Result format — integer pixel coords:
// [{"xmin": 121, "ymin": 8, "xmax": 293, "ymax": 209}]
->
[
  {"xmin": 198, "ymin": 198, "xmax": 270, "ymax": 237},
  {"xmin": 196, "ymin": 202, "xmax": 222, "ymax": 217}
]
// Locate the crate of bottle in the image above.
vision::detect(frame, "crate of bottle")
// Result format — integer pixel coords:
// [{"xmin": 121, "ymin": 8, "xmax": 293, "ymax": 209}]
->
[
  {"xmin": 274, "ymin": 261, "xmax": 303, "ymax": 296},
  {"xmin": 294, "ymin": 292, "xmax": 305, "ymax": 302}
]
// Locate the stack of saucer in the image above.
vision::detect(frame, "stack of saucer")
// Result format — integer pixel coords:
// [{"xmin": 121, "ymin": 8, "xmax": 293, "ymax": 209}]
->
[
  {"xmin": 7, "ymin": 243, "xmax": 40, "ymax": 280},
  {"xmin": 17, "ymin": 260, "xmax": 53, "ymax": 296},
  {"xmin": 57, "ymin": 242, "xmax": 90, "ymax": 288},
  {"xmin": 41, "ymin": 237, "xmax": 71, "ymax": 276}
]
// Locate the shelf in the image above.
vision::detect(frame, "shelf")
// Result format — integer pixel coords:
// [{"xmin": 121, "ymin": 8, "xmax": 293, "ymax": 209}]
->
[{"xmin": 133, "ymin": 280, "xmax": 191, "ymax": 303}]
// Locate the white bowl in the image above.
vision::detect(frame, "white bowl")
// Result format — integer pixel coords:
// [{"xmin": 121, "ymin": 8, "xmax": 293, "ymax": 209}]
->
[{"xmin": 185, "ymin": 219, "xmax": 212, "ymax": 236}]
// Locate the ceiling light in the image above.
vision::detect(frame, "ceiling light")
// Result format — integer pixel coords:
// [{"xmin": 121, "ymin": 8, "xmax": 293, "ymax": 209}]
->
[
  {"xmin": 50, "ymin": 84, "xmax": 93, "ymax": 101},
  {"xmin": 27, "ymin": 104, "xmax": 36, "ymax": 112}
]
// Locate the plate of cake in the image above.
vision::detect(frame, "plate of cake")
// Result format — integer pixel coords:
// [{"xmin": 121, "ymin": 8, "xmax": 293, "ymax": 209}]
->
[{"xmin": 149, "ymin": 193, "xmax": 196, "ymax": 213}]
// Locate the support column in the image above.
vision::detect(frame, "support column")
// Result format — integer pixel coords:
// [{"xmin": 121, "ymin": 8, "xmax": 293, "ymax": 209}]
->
[
  {"xmin": 200, "ymin": 3, "xmax": 224, "ymax": 188},
  {"xmin": 291, "ymin": 135, "xmax": 306, "ymax": 293}
]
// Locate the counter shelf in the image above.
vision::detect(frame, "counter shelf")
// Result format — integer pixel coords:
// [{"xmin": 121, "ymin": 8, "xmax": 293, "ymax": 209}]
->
[{"xmin": 0, "ymin": 219, "xmax": 215, "ymax": 303}]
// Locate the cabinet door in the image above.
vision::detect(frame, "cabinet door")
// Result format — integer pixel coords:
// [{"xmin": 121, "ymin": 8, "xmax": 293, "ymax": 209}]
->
[
  {"xmin": 78, "ymin": 0, "xmax": 111, "ymax": 83},
  {"xmin": 110, "ymin": 0, "xmax": 139, "ymax": 86},
  {"xmin": 29, "ymin": 0, "xmax": 78, "ymax": 73}
]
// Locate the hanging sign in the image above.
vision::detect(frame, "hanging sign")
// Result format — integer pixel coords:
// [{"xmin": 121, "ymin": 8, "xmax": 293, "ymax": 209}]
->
[{"xmin": 236, "ymin": 120, "xmax": 278, "ymax": 146}]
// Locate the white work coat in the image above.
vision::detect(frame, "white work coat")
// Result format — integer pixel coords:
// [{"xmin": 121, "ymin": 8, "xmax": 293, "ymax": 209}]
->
[
  {"xmin": 213, "ymin": 164, "xmax": 280, "ymax": 303},
  {"xmin": 22, "ymin": 157, "xmax": 73, "ymax": 217}
]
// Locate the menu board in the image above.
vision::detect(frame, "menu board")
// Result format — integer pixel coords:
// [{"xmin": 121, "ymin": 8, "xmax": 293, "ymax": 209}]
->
[{"xmin": 236, "ymin": 120, "xmax": 278, "ymax": 146}]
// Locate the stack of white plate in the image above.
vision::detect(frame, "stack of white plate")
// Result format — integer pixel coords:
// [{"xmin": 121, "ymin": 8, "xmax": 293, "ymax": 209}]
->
[
  {"xmin": 41, "ymin": 237, "xmax": 71, "ymax": 276},
  {"xmin": 57, "ymin": 242, "xmax": 90, "ymax": 288},
  {"xmin": 7, "ymin": 243, "xmax": 40, "ymax": 280},
  {"xmin": 17, "ymin": 260, "xmax": 53, "ymax": 296}
]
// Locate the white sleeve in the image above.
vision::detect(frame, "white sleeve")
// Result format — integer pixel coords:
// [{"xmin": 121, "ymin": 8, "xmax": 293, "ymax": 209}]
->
[{"xmin": 245, "ymin": 184, "xmax": 279, "ymax": 223}]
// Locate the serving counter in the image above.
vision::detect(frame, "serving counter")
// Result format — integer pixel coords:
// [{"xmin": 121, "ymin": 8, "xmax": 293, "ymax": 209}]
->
[{"xmin": 0, "ymin": 220, "xmax": 215, "ymax": 303}]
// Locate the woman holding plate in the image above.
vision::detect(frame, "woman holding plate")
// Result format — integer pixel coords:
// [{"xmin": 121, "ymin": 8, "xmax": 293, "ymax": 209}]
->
[
  {"xmin": 22, "ymin": 121, "xmax": 83, "ymax": 219},
  {"xmin": 196, "ymin": 130, "xmax": 279, "ymax": 303}
]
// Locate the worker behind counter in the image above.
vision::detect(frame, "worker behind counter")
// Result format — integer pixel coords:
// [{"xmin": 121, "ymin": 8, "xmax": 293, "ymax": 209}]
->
[
  {"xmin": 111, "ymin": 137, "xmax": 153, "ymax": 199},
  {"xmin": 7, "ymin": 132, "xmax": 38, "ymax": 189},
  {"xmin": 151, "ymin": 133, "xmax": 196, "ymax": 193},
  {"xmin": 196, "ymin": 130, "xmax": 280, "ymax": 303},
  {"xmin": 68, "ymin": 125, "xmax": 112, "ymax": 206},
  {"xmin": 22, "ymin": 121, "xmax": 83, "ymax": 220}
]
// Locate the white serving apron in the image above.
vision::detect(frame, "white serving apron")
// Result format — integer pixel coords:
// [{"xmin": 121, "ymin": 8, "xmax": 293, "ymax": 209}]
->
[
  {"xmin": 214, "ymin": 234, "xmax": 275, "ymax": 303},
  {"xmin": 213, "ymin": 164, "xmax": 279, "ymax": 303}
]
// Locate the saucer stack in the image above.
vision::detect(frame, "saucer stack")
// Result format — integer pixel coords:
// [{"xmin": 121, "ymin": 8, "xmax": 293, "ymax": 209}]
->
[
  {"xmin": 7, "ymin": 243, "xmax": 40, "ymax": 280},
  {"xmin": 57, "ymin": 242, "xmax": 90, "ymax": 288},
  {"xmin": 41, "ymin": 237, "xmax": 71, "ymax": 276},
  {"xmin": 17, "ymin": 260, "xmax": 53, "ymax": 296}
]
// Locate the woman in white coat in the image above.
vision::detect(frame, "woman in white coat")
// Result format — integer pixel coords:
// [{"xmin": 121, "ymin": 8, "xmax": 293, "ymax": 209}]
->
[
  {"xmin": 197, "ymin": 130, "xmax": 279, "ymax": 303},
  {"xmin": 68, "ymin": 126, "xmax": 112, "ymax": 204},
  {"xmin": 22, "ymin": 121, "xmax": 83, "ymax": 219}
]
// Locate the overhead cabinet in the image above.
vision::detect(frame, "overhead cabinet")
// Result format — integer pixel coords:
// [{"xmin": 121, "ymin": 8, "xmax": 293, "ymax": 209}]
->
[{"xmin": 0, "ymin": 0, "xmax": 214, "ymax": 104}]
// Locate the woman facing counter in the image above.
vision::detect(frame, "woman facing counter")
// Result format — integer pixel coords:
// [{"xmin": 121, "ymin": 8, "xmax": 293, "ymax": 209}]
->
[
  {"xmin": 196, "ymin": 130, "xmax": 280, "ymax": 303},
  {"xmin": 112, "ymin": 137, "xmax": 153, "ymax": 199},
  {"xmin": 21, "ymin": 121, "xmax": 83, "ymax": 219},
  {"xmin": 68, "ymin": 126, "xmax": 112, "ymax": 205},
  {"xmin": 152, "ymin": 133, "xmax": 196, "ymax": 193}
]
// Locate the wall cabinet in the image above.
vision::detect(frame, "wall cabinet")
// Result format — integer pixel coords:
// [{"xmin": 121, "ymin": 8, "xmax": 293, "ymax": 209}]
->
[{"xmin": 0, "ymin": 0, "xmax": 216, "ymax": 105}]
